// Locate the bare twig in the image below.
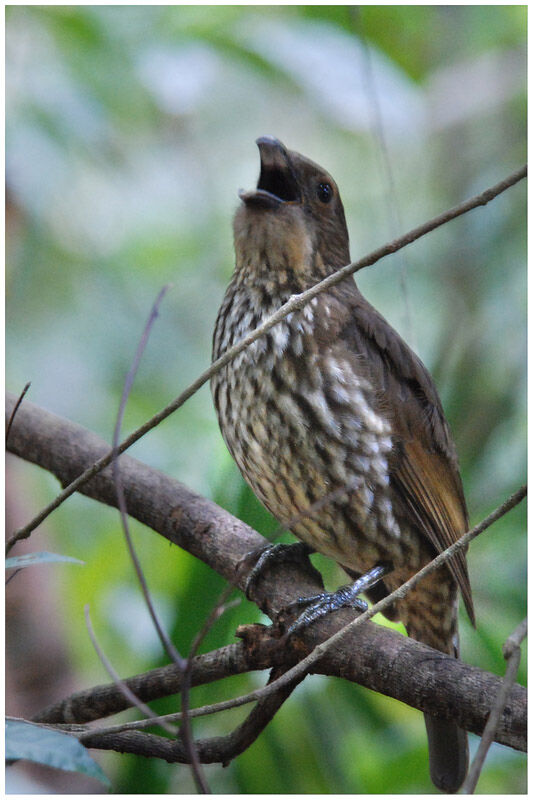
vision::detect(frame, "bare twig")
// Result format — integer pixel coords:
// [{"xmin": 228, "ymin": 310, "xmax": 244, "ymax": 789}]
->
[
  {"xmin": 33, "ymin": 662, "xmax": 301, "ymax": 767},
  {"xmin": 81, "ymin": 664, "xmax": 305, "ymax": 768},
  {"xmin": 27, "ymin": 662, "xmax": 308, "ymax": 768},
  {"xmin": 108, "ymin": 285, "xmax": 210, "ymax": 793},
  {"xmin": 180, "ymin": 587, "xmax": 240, "ymax": 739},
  {"xmin": 5, "ymin": 381, "xmax": 30, "ymax": 445},
  {"xmin": 110, "ymin": 285, "xmax": 185, "ymax": 668},
  {"xmin": 179, "ymin": 588, "xmax": 237, "ymax": 795},
  {"xmin": 353, "ymin": 7, "xmax": 415, "ymax": 346},
  {"xmin": 76, "ymin": 662, "xmax": 305, "ymax": 767},
  {"xmin": 502, "ymin": 618, "xmax": 527, "ymax": 659},
  {"xmin": 84, "ymin": 605, "xmax": 177, "ymax": 736},
  {"xmin": 83, "ymin": 588, "xmax": 285, "ymax": 772},
  {"xmin": 5, "ymin": 569, "xmax": 22, "ymax": 586},
  {"xmin": 79, "ymin": 694, "xmax": 257, "ymax": 735},
  {"xmin": 462, "ymin": 618, "xmax": 527, "ymax": 793},
  {"xmin": 186, "ymin": 587, "xmax": 239, "ymax": 671},
  {"xmin": 5, "ymin": 165, "xmax": 526, "ymax": 556}
]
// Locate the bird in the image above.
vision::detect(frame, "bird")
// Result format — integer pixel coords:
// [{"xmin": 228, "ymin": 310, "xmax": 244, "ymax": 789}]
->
[{"xmin": 211, "ymin": 136, "xmax": 475, "ymax": 793}]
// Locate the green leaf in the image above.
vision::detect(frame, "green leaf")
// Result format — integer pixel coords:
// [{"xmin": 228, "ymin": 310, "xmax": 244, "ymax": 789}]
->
[
  {"xmin": 5, "ymin": 551, "xmax": 84, "ymax": 569},
  {"xmin": 6, "ymin": 720, "xmax": 110, "ymax": 787}
]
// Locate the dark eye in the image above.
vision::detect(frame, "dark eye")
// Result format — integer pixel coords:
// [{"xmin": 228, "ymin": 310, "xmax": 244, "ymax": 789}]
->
[{"xmin": 316, "ymin": 182, "xmax": 333, "ymax": 203}]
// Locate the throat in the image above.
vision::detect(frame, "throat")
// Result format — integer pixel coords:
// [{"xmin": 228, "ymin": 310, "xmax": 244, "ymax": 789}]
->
[{"xmin": 236, "ymin": 253, "xmax": 302, "ymax": 298}]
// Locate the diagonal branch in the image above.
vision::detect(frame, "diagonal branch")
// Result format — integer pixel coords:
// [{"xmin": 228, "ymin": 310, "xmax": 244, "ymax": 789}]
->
[
  {"xmin": 31, "ymin": 643, "xmax": 275, "ymax": 725},
  {"xmin": 77, "ymin": 665, "xmax": 306, "ymax": 767},
  {"xmin": 6, "ymin": 394, "xmax": 526, "ymax": 752},
  {"xmin": 5, "ymin": 164, "xmax": 526, "ymax": 555}
]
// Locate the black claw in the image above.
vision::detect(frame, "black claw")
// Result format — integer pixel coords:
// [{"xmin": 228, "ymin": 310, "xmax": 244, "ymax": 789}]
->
[
  {"xmin": 242, "ymin": 541, "xmax": 316, "ymax": 599},
  {"xmin": 284, "ymin": 593, "xmax": 329, "ymax": 614},
  {"xmin": 284, "ymin": 563, "xmax": 391, "ymax": 637}
]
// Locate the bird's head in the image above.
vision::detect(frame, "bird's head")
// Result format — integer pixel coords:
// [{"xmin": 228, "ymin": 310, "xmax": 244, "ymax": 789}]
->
[{"xmin": 233, "ymin": 137, "xmax": 350, "ymax": 289}]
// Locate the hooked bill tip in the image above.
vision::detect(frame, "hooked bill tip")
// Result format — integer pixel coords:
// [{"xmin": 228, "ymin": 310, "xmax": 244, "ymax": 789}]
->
[{"xmin": 255, "ymin": 135, "xmax": 283, "ymax": 149}]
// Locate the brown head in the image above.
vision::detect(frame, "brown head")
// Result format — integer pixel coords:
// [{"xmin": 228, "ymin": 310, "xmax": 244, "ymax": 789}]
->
[{"xmin": 233, "ymin": 137, "xmax": 351, "ymax": 290}]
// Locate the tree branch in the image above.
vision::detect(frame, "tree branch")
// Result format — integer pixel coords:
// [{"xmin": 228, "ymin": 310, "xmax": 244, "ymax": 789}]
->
[
  {"xmin": 78, "ymin": 665, "xmax": 305, "ymax": 766},
  {"xmin": 6, "ymin": 393, "xmax": 526, "ymax": 753},
  {"xmin": 31, "ymin": 643, "xmax": 276, "ymax": 725}
]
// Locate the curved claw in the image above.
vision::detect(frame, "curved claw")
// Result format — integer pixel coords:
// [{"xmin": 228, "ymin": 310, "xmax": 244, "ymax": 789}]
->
[
  {"xmin": 287, "ymin": 589, "xmax": 368, "ymax": 637},
  {"xmin": 242, "ymin": 542, "xmax": 315, "ymax": 599},
  {"xmin": 284, "ymin": 563, "xmax": 390, "ymax": 637}
]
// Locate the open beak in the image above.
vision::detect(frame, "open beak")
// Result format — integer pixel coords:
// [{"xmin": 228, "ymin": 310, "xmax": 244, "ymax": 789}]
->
[{"xmin": 238, "ymin": 136, "xmax": 301, "ymax": 209}]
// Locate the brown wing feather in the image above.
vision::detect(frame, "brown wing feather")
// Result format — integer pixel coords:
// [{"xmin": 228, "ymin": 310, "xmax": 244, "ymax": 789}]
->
[
  {"xmin": 337, "ymin": 285, "xmax": 475, "ymax": 625},
  {"xmin": 392, "ymin": 440, "xmax": 475, "ymax": 624}
]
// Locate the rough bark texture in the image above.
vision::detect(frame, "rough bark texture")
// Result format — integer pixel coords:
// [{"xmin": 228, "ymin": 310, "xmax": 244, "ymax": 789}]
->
[{"xmin": 5, "ymin": 392, "xmax": 526, "ymax": 752}]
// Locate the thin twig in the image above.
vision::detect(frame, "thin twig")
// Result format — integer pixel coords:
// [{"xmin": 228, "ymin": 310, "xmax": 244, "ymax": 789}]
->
[
  {"xmin": 81, "ymin": 696, "xmax": 255, "ymax": 736},
  {"xmin": 179, "ymin": 587, "xmax": 237, "ymax": 795},
  {"xmin": 108, "ymin": 286, "xmax": 210, "ymax": 793},
  {"xmin": 354, "ymin": 7, "xmax": 416, "ymax": 346},
  {"xmin": 188, "ymin": 587, "xmax": 240, "ymax": 665},
  {"xmin": 41, "ymin": 611, "xmax": 304, "ymax": 769},
  {"xmin": 110, "ymin": 284, "xmax": 185, "ymax": 668},
  {"xmin": 180, "ymin": 588, "xmax": 240, "ymax": 729},
  {"xmin": 461, "ymin": 618, "xmax": 527, "ymax": 793},
  {"xmin": 5, "ymin": 381, "xmax": 31, "ymax": 445},
  {"xmin": 5, "ymin": 569, "xmax": 22, "ymax": 586},
  {"xmin": 77, "ymin": 665, "xmax": 307, "ymax": 766},
  {"xmin": 84, "ymin": 605, "xmax": 177, "ymax": 736},
  {"xmin": 5, "ymin": 165, "xmax": 526, "ymax": 556}
]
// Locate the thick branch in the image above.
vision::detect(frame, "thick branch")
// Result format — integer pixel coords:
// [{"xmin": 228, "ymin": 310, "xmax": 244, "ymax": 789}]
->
[
  {"xmin": 6, "ymin": 393, "xmax": 526, "ymax": 752},
  {"xmin": 32, "ymin": 644, "xmax": 272, "ymax": 725}
]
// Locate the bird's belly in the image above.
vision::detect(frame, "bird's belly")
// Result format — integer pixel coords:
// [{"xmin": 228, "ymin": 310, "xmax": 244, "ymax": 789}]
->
[{"xmin": 213, "ymin": 340, "xmax": 406, "ymax": 570}]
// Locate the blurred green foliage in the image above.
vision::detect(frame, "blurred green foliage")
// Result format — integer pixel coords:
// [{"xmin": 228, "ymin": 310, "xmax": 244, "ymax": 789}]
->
[{"xmin": 6, "ymin": 5, "xmax": 526, "ymax": 794}]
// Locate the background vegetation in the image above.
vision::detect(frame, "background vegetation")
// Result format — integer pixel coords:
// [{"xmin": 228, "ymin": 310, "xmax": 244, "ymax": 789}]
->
[{"xmin": 6, "ymin": 5, "xmax": 526, "ymax": 793}]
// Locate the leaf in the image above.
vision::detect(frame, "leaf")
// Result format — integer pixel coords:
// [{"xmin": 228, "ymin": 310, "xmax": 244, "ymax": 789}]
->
[
  {"xmin": 6, "ymin": 720, "xmax": 110, "ymax": 787},
  {"xmin": 5, "ymin": 551, "xmax": 84, "ymax": 569}
]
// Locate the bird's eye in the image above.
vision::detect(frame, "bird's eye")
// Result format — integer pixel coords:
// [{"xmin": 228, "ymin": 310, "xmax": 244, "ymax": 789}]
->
[{"xmin": 316, "ymin": 182, "xmax": 333, "ymax": 204}]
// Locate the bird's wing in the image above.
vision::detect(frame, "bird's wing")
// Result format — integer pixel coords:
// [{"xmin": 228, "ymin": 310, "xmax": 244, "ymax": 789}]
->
[{"xmin": 338, "ymin": 288, "xmax": 475, "ymax": 625}]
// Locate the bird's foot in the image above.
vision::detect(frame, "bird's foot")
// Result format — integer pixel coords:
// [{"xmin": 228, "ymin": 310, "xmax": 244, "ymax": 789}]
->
[
  {"xmin": 284, "ymin": 564, "xmax": 390, "ymax": 637},
  {"xmin": 240, "ymin": 541, "xmax": 316, "ymax": 600}
]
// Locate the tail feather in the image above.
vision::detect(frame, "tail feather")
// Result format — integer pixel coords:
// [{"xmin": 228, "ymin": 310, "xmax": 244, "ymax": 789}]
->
[
  {"xmin": 406, "ymin": 573, "xmax": 469, "ymax": 792},
  {"xmin": 424, "ymin": 714, "xmax": 468, "ymax": 793}
]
